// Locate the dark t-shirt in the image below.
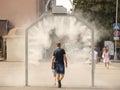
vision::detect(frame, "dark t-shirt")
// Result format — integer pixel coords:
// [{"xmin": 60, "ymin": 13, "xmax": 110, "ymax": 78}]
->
[{"xmin": 53, "ymin": 48, "xmax": 65, "ymax": 64}]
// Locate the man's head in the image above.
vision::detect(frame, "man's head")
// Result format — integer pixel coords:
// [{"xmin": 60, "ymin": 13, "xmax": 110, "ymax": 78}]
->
[{"xmin": 56, "ymin": 42, "xmax": 61, "ymax": 48}]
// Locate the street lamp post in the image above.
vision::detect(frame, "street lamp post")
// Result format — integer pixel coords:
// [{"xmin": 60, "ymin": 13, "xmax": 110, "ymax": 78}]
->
[
  {"xmin": 114, "ymin": 0, "xmax": 118, "ymax": 60},
  {"xmin": 91, "ymin": 28, "xmax": 95, "ymax": 87}
]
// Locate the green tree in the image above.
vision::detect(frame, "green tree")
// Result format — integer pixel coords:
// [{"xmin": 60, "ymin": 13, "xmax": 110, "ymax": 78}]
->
[{"xmin": 73, "ymin": 0, "xmax": 120, "ymax": 30}]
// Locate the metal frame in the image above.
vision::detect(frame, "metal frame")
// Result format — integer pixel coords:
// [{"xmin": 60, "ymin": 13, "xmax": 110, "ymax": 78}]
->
[
  {"xmin": 25, "ymin": 13, "xmax": 95, "ymax": 87},
  {"xmin": 25, "ymin": 13, "xmax": 49, "ymax": 86},
  {"xmin": 45, "ymin": 0, "xmax": 51, "ymax": 12}
]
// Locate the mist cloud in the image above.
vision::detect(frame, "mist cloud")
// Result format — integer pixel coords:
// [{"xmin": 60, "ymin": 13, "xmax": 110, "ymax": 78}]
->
[{"xmin": 27, "ymin": 13, "xmax": 110, "ymax": 64}]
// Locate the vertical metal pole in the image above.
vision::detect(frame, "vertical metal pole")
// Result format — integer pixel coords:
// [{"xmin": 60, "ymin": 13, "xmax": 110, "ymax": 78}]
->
[
  {"xmin": 114, "ymin": 40, "xmax": 117, "ymax": 60},
  {"xmin": 116, "ymin": 0, "xmax": 118, "ymax": 24},
  {"xmin": 114, "ymin": 0, "xmax": 118, "ymax": 60},
  {"xmin": 45, "ymin": 0, "xmax": 51, "ymax": 12},
  {"xmin": 25, "ymin": 29, "xmax": 28, "ymax": 86},
  {"xmin": 25, "ymin": 0, "xmax": 39, "ymax": 86},
  {"xmin": 42, "ymin": 0, "xmax": 45, "ymax": 13},
  {"xmin": 91, "ymin": 29, "xmax": 95, "ymax": 87},
  {"xmin": 36, "ymin": 0, "xmax": 41, "ymax": 18}
]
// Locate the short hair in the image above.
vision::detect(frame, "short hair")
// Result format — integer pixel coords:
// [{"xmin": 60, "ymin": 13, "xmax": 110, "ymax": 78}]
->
[{"xmin": 56, "ymin": 42, "xmax": 61, "ymax": 47}]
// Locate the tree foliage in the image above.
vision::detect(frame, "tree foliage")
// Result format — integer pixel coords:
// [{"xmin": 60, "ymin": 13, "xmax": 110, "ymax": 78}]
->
[{"xmin": 73, "ymin": 0, "xmax": 120, "ymax": 30}]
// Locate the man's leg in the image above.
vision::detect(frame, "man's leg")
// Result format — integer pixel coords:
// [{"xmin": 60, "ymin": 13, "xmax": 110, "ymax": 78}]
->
[
  {"xmin": 56, "ymin": 64, "xmax": 65, "ymax": 88},
  {"xmin": 56, "ymin": 74, "xmax": 61, "ymax": 88},
  {"xmin": 56, "ymin": 74, "xmax": 60, "ymax": 80},
  {"xmin": 60, "ymin": 74, "xmax": 64, "ymax": 80},
  {"xmin": 58, "ymin": 74, "xmax": 64, "ymax": 88}
]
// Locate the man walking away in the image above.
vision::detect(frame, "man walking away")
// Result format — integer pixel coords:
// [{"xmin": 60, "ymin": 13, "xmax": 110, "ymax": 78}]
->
[{"xmin": 51, "ymin": 42, "xmax": 67, "ymax": 88}]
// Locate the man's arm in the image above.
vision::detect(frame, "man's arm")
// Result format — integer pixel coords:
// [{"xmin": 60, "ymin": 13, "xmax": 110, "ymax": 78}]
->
[
  {"xmin": 51, "ymin": 56, "xmax": 55, "ymax": 69},
  {"xmin": 64, "ymin": 54, "xmax": 67, "ymax": 68}
]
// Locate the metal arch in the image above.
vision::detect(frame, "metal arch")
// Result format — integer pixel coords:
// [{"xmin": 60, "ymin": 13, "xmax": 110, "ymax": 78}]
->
[
  {"xmin": 25, "ymin": 12, "xmax": 95, "ymax": 87},
  {"xmin": 25, "ymin": 12, "xmax": 50, "ymax": 86}
]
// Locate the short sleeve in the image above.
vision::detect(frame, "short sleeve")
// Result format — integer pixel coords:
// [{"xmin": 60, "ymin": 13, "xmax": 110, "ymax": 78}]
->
[
  {"xmin": 63, "ymin": 49, "xmax": 65, "ymax": 54},
  {"xmin": 53, "ymin": 51, "xmax": 55, "ymax": 56}
]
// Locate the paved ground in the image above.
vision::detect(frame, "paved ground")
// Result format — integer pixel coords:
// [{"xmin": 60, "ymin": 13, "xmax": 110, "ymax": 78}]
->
[
  {"xmin": 0, "ymin": 60, "xmax": 120, "ymax": 90},
  {"xmin": 0, "ymin": 86, "xmax": 120, "ymax": 90}
]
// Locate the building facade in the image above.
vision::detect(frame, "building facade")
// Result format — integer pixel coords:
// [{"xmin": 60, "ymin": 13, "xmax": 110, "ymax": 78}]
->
[{"xmin": 0, "ymin": 0, "xmax": 44, "ymax": 27}]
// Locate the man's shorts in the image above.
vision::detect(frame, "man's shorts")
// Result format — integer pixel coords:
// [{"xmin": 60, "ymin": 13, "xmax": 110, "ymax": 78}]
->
[{"xmin": 55, "ymin": 63, "xmax": 65, "ymax": 74}]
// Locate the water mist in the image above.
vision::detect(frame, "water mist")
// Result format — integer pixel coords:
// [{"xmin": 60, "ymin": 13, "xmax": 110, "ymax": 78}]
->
[{"xmin": 27, "ymin": 13, "xmax": 106, "ymax": 64}]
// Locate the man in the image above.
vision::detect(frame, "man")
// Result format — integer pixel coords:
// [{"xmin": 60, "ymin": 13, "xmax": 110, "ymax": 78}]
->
[{"xmin": 51, "ymin": 42, "xmax": 67, "ymax": 88}]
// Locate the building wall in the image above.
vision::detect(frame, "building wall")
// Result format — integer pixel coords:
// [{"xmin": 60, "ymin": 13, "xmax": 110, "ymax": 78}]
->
[{"xmin": 0, "ymin": 0, "xmax": 43, "ymax": 28}]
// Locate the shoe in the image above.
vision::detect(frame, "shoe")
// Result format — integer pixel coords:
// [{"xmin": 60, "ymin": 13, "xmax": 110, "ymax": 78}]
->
[{"xmin": 58, "ymin": 80, "xmax": 61, "ymax": 88}]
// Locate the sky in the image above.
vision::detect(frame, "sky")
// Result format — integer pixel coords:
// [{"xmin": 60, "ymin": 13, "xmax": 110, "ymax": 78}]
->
[{"xmin": 56, "ymin": 0, "xmax": 73, "ymax": 12}]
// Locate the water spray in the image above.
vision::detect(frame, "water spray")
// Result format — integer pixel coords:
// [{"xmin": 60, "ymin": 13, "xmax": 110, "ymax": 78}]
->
[{"xmin": 25, "ymin": 0, "xmax": 99, "ymax": 87}]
